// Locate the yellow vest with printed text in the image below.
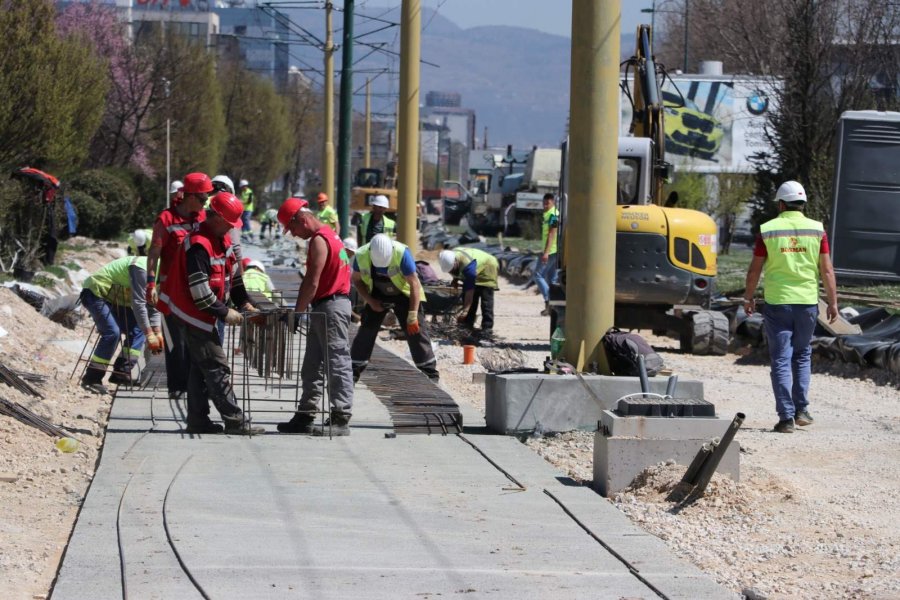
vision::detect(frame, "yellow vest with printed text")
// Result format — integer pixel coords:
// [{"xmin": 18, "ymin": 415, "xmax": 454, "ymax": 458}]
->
[{"xmin": 760, "ymin": 211, "xmax": 824, "ymax": 305}]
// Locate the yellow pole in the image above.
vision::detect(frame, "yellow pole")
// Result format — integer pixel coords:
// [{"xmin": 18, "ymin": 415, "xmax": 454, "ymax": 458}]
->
[
  {"xmin": 565, "ymin": 0, "xmax": 620, "ymax": 371},
  {"xmin": 323, "ymin": 1, "xmax": 335, "ymax": 201},
  {"xmin": 365, "ymin": 78, "xmax": 372, "ymax": 168},
  {"xmin": 397, "ymin": 0, "xmax": 420, "ymax": 247}
]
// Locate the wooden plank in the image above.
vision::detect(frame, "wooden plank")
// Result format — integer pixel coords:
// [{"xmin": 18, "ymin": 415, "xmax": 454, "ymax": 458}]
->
[{"xmin": 817, "ymin": 299, "xmax": 862, "ymax": 335}]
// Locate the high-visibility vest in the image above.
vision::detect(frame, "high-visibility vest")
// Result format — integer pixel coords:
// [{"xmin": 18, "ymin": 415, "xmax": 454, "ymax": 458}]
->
[
  {"xmin": 355, "ymin": 241, "xmax": 425, "ymax": 301},
  {"xmin": 454, "ymin": 248, "xmax": 499, "ymax": 289},
  {"xmin": 128, "ymin": 229, "xmax": 153, "ymax": 256},
  {"xmin": 760, "ymin": 211, "xmax": 824, "ymax": 305},
  {"xmin": 240, "ymin": 187, "xmax": 255, "ymax": 213},
  {"xmin": 360, "ymin": 213, "xmax": 395, "ymax": 242},
  {"xmin": 242, "ymin": 268, "xmax": 273, "ymax": 300},
  {"xmin": 154, "ymin": 207, "xmax": 205, "ymax": 315},
  {"xmin": 164, "ymin": 228, "xmax": 236, "ymax": 332},
  {"xmin": 84, "ymin": 256, "xmax": 147, "ymax": 306},
  {"xmin": 318, "ymin": 205, "xmax": 339, "ymax": 230},
  {"xmin": 542, "ymin": 206, "xmax": 559, "ymax": 255}
]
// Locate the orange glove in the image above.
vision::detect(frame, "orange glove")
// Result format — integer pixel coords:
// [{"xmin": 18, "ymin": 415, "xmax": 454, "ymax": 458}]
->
[
  {"xmin": 406, "ymin": 313, "xmax": 420, "ymax": 336},
  {"xmin": 146, "ymin": 331, "xmax": 163, "ymax": 354}
]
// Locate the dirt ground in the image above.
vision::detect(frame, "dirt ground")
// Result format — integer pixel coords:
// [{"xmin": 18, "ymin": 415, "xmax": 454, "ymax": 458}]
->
[
  {"xmin": 379, "ymin": 277, "xmax": 900, "ymax": 600},
  {"xmin": 2, "ymin": 236, "xmax": 898, "ymax": 600}
]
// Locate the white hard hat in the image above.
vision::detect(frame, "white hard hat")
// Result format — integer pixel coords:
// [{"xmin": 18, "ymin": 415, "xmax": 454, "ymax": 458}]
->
[
  {"xmin": 438, "ymin": 250, "xmax": 457, "ymax": 273},
  {"xmin": 169, "ymin": 180, "xmax": 183, "ymax": 195},
  {"xmin": 212, "ymin": 175, "xmax": 235, "ymax": 194},
  {"xmin": 239, "ymin": 179, "xmax": 249, "ymax": 187},
  {"xmin": 370, "ymin": 194, "xmax": 390, "ymax": 209},
  {"xmin": 342, "ymin": 237, "xmax": 358, "ymax": 253},
  {"xmin": 132, "ymin": 229, "xmax": 148, "ymax": 248},
  {"xmin": 775, "ymin": 180, "xmax": 806, "ymax": 204},
  {"xmin": 246, "ymin": 260, "xmax": 265, "ymax": 272},
  {"xmin": 369, "ymin": 233, "xmax": 393, "ymax": 268}
]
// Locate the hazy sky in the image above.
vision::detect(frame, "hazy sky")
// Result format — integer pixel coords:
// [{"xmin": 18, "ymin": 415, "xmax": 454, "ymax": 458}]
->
[{"xmin": 417, "ymin": 1, "xmax": 655, "ymax": 38}]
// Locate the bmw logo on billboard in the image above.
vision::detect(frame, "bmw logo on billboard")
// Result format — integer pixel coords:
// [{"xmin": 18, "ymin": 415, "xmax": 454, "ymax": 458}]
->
[{"xmin": 747, "ymin": 91, "xmax": 769, "ymax": 115}]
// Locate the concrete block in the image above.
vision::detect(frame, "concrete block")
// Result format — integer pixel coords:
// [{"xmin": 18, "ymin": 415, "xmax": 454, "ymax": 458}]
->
[
  {"xmin": 600, "ymin": 410, "xmax": 733, "ymax": 439},
  {"xmin": 593, "ymin": 424, "xmax": 740, "ymax": 498},
  {"xmin": 484, "ymin": 373, "xmax": 704, "ymax": 434}
]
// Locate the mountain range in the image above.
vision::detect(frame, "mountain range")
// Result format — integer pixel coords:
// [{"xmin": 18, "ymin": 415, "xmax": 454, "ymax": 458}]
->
[{"xmin": 285, "ymin": 6, "xmax": 635, "ymax": 148}]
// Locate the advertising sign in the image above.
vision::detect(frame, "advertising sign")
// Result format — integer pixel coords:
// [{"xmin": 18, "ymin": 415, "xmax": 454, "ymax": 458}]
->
[{"xmin": 620, "ymin": 76, "xmax": 778, "ymax": 174}]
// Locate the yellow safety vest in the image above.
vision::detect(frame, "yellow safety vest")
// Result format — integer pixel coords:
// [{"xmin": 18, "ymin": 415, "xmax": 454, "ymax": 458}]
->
[
  {"xmin": 760, "ymin": 211, "xmax": 824, "ymax": 305},
  {"xmin": 454, "ymin": 248, "xmax": 499, "ymax": 289},
  {"xmin": 356, "ymin": 242, "xmax": 425, "ymax": 301}
]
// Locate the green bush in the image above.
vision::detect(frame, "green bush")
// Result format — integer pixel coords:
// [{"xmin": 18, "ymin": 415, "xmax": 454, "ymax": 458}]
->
[
  {"xmin": 0, "ymin": 178, "xmax": 47, "ymax": 269},
  {"xmin": 128, "ymin": 172, "xmax": 167, "ymax": 231},
  {"xmin": 67, "ymin": 169, "xmax": 138, "ymax": 239}
]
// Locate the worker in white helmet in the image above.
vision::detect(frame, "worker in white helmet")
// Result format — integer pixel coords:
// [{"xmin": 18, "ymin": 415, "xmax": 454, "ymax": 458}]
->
[
  {"xmin": 743, "ymin": 180, "xmax": 838, "ymax": 434},
  {"xmin": 128, "ymin": 228, "xmax": 153, "ymax": 257},
  {"xmin": 350, "ymin": 233, "xmax": 438, "ymax": 382},
  {"xmin": 439, "ymin": 247, "xmax": 499, "ymax": 334},
  {"xmin": 357, "ymin": 194, "xmax": 395, "ymax": 244}
]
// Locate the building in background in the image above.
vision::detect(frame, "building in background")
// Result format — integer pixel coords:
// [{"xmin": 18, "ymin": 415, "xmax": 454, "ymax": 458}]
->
[{"xmin": 421, "ymin": 91, "xmax": 476, "ymax": 184}]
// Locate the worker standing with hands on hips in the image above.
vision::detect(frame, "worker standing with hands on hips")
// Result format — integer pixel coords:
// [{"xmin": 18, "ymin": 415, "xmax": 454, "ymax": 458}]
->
[
  {"xmin": 166, "ymin": 191, "xmax": 263, "ymax": 435},
  {"xmin": 438, "ymin": 248, "xmax": 499, "ymax": 335},
  {"xmin": 358, "ymin": 194, "xmax": 395, "ymax": 244},
  {"xmin": 147, "ymin": 175, "xmax": 207, "ymax": 400},
  {"xmin": 350, "ymin": 233, "xmax": 439, "ymax": 382},
  {"xmin": 79, "ymin": 255, "xmax": 162, "ymax": 394},
  {"xmin": 533, "ymin": 193, "xmax": 559, "ymax": 316},
  {"xmin": 743, "ymin": 180, "xmax": 838, "ymax": 434},
  {"xmin": 275, "ymin": 197, "xmax": 355, "ymax": 436}
]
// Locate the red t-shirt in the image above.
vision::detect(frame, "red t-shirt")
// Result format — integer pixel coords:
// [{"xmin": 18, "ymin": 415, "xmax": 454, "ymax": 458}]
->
[{"xmin": 311, "ymin": 225, "xmax": 351, "ymax": 301}]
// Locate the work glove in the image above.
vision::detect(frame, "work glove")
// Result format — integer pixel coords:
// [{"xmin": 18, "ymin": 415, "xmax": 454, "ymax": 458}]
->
[
  {"xmin": 146, "ymin": 282, "xmax": 158, "ymax": 306},
  {"xmin": 224, "ymin": 308, "xmax": 243, "ymax": 326},
  {"xmin": 146, "ymin": 332, "xmax": 164, "ymax": 354},
  {"xmin": 406, "ymin": 312, "xmax": 420, "ymax": 336}
]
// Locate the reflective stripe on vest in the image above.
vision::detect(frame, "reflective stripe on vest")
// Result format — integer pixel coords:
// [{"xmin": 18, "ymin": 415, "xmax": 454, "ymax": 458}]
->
[
  {"xmin": 455, "ymin": 248, "xmax": 499, "ymax": 289},
  {"xmin": 356, "ymin": 242, "xmax": 425, "ymax": 301},
  {"xmin": 165, "ymin": 230, "xmax": 235, "ymax": 331},
  {"xmin": 243, "ymin": 269, "xmax": 272, "ymax": 299},
  {"xmin": 760, "ymin": 211, "xmax": 824, "ymax": 305}
]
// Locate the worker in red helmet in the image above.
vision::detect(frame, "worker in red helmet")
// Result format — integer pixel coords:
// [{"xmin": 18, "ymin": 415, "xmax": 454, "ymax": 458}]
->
[
  {"xmin": 166, "ymin": 191, "xmax": 263, "ymax": 435},
  {"xmin": 315, "ymin": 192, "xmax": 340, "ymax": 236},
  {"xmin": 276, "ymin": 197, "xmax": 354, "ymax": 436},
  {"xmin": 147, "ymin": 172, "xmax": 209, "ymax": 400}
]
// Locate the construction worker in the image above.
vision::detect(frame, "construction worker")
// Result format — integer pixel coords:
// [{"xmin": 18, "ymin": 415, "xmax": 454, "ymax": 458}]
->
[
  {"xmin": 168, "ymin": 179, "xmax": 183, "ymax": 207},
  {"xmin": 238, "ymin": 178, "xmax": 255, "ymax": 241},
  {"xmin": 743, "ymin": 181, "xmax": 838, "ymax": 434},
  {"xmin": 128, "ymin": 228, "xmax": 153, "ymax": 257},
  {"xmin": 276, "ymin": 197, "xmax": 354, "ymax": 436},
  {"xmin": 212, "ymin": 175, "xmax": 243, "ymax": 252},
  {"xmin": 147, "ymin": 172, "xmax": 209, "ymax": 400},
  {"xmin": 439, "ymin": 247, "xmax": 499, "ymax": 334},
  {"xmin": 533, "ymin": 192, "xmax": 559, "ymax": 316},
  {"xmin": 315, "ymin": 192, "xmax": 340, "ymax": 236},
  {"xmin": 241, "ymin": 258, "xmax": 274, "ymax": 300},
  {"xmin": 166, "ymin": 191, "xmax": 262, "ymax": 435},
  {"xmin": 259, "ymin": 207, "xmax": 280, "ymax": 239},
  {"xmin": 350, "ymin": 233, "xmax": 439, "ymax": 382},
  {"xmin": 357, "ymin": 194, "xmax": 395, "ymax": 244},
  {"xmin": 80, "ymin": 256, "xmax": 163, "ymax": 395}
]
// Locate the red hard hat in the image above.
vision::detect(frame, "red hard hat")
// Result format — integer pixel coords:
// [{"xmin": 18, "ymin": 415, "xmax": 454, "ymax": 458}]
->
[
  {"xmin": 317, "ymin": 192, "xmax": 328, "ymax": 203},
  {"xmin": 278, "ymin": 197, "xmax": 309, "ymax": 231},
  {"xmin": 241, "ymin": 257, "xmax": 252, "ymax": 269},
  {"xmin": 208, "ymin": 192, "xmax": 244, "ymax": 228},
  {"xmin": 182, "ymin": 172, "xmax": 214, "ymax": 195}
]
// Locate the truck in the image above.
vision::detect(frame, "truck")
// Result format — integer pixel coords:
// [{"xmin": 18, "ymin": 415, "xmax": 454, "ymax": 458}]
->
[
  {"xmin": 552, "ymin": 25, "xmax": 729, "ymax": 356},
  {"xmin": 467, "ymin": 146, "xmax": 561, "ymax": 236}
]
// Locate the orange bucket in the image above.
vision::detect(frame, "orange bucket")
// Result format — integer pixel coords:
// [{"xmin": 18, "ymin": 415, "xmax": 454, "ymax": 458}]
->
[{"xmin": 462, "ymin": 345, "xmax": 476, "ymax": 365}]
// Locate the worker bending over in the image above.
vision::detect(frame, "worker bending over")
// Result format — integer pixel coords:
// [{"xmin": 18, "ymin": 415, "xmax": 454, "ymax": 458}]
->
[
  {"xmin": 80, "ymin": 256, "xmax": 162, "ymax": 394},
  {"xmin": 439, "ymin": 247, "xmax": 499, "ymax": 334},
  {"xmin": 241, "ymin": 258, "xmax": 274, "ymax": 300},
  {"xmin": 350, "ymin": 234, "xmax": 439, "ymax": 382}
]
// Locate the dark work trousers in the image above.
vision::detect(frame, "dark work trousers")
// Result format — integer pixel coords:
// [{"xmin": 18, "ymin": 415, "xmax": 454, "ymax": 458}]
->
[
  {"xmin": 163, "ymin": 313, "xmax": 190, "ymax": 396},
  {"xmin": 463, "ymin": 286, "xmax": 495, "ymax": 332},
  {"xmin": 179, "ymin": 320, "xmax": 242, "ymax": 428},
  {"xmin": 351, "ymin": 291, "xmax": 439, "ymax": 380}
]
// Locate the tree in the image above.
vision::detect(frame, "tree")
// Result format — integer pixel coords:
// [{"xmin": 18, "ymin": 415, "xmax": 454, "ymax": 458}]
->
[
  {"xmin": 218, "ymin": 61, "xmax": 291, "ymax": 194},
  {"xmin": 0, "ymin": 0, "xmax": 107, "ymax": 170},
  {"xmin": 282, "ymin": 75, "xmax": 322, "ymax": 198},
  {"xmin": 714, "ymin": 173, "xmax": 756, "ymax": 254}
]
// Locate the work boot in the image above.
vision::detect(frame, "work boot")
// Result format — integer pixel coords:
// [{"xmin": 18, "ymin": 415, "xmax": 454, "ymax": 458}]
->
[
  {"xmin": 540, "ymin": 302, "xmax": 550, "ymax": 317},
  {"xmin": 312, "ymin": 415, "xmax": 351, "ymax": 437},
  {"xmin": 80, "ymin": 367, "xmax": 109, "ymax": 396},
  {"xmin": 277, "ymin": 414, "xmax": 315, "ymax": 434},
  {"xmin": 185, "ymin": 420, "xmax": 225, "ymax": 434},
  {"xmin": 773, "ymin": 418, "xmax": 795, "ymax": 433},
  {"xmin": 223, "ymin": 413, "xmax": 266, "ymax": 435},
  {"xmin": 795, "ymin": 410, "xmax": 814, "ymax": 426}
]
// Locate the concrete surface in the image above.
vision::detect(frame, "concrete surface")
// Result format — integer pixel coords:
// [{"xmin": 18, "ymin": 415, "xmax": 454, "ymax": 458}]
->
[
  {"xmin": 52, "ymin": 337, "xmax": 735, "ymax": 600},
  {"xmin": 484, "ymin": 373, "xmax": 704, "ymax": 434}
]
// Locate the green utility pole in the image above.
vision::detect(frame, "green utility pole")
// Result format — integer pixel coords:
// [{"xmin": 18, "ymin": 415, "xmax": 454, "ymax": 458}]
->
[
  {"xmin": 565, "ymin": 0, "xmax": 620, "ymax": 371},
  {"xmin": 397, "ymin": 0, "xmax": 421, "ymax": 247},
  {"xmin": 336, "ymin": 0, "xmax": 354, "ymax": 237},
  {"xmin": 323, "ymin": 1, "xmax": 335, "ymax": 203}
]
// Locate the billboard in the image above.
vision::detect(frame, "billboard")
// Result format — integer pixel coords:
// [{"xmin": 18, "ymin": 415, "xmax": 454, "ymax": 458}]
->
[{"xmin": 620, "ymin": 76, "xmax": 778, "ymax": 174}]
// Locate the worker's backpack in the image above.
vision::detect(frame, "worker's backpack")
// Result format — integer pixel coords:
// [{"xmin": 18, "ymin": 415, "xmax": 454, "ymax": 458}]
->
[{"xmin": 601, "ymin": 328, "xmax": 664, "ymax": 377}]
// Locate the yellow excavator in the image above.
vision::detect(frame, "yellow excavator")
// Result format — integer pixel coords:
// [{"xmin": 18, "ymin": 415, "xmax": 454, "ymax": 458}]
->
[
  {"xmin": 552, "ymin": 25, "xmax": 729, "ymax": 355},
  {"xmin": 350, "ymin": 163, "xmax": 399, "ymax": 212}
]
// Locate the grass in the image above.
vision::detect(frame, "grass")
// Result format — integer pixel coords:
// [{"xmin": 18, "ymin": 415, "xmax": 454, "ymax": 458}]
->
[
  {"xmin": 43, "ymin": 265, "xmax": 67, "ymax": 279},
  {"xmin": 716, "ymin": 248, "xmax": 753, "ymax": 295}
]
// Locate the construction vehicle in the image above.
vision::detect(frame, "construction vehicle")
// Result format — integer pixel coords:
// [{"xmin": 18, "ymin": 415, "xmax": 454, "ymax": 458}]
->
[
  {"xmin": 350, "ymin": 163, "xmax": 398, "ymax": 212},
  {"xmin": 552, "ymin": 25, "xmax": 729, "ymax": 356}
]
